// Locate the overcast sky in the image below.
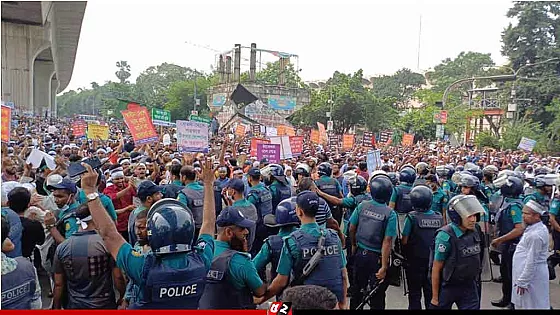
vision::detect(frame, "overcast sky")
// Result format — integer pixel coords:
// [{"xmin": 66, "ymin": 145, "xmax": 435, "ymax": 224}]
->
[{"xmin": 66, "ymin": 0, "xmax": 514, "ymax": 91}]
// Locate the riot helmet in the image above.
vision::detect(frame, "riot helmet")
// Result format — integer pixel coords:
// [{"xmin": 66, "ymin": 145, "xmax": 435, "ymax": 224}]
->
[
  {"xmin": 447, "ymin": 194, "xmax": 485, "ymax": 225},
  {"xmin": 263, "ymin": 198, "xmax": 300, "ymax": 227},
  {"xmin": 368, "ymin": 172, "xmax": 394, "ymax": 204},
  {"xmin": 409, "ymin": 185, "xmax": 433, "ymax": 212},
  {"xmin": 147, "ymin": 199, "xmax": 195, "ymax": 255},
  {"xmin": 317, "ymin": 162, "xmax": 332, "ymax": 177},
  {"xmin": 500, "ymin": 176, "xmax": 524, "ymax": 198},
  {"xmin": 399, "ymin": 167, "xmax": 417, "ymax": 185},
  {"xmin": 350, "ymin": 175, "xmax": 368, "ymax": 196}
]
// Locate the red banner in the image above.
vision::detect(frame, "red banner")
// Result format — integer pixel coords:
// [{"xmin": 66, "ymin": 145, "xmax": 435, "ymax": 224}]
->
[
  {"xmin": 289, "ymin": 136, "xmax": 304, "ymax": 156},
  {"xmin": 72, "ymin": 120, "xmax": 87, "ymax": 137},
  {"xmin": 250, "ymin": 138, "xmax": 270, "ymax": 157},
  {"xmin": 121, "ymin": 107, "xmax": 159, "ymax": 145},
  {"xmin": 1, "ymin": 105, "xmax": 11, "ymax": 143}
]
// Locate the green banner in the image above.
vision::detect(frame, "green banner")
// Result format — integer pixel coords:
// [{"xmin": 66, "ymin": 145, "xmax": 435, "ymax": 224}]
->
[
  {"xmin": 151, "ymin": 108, "xmax": 171, "ymax": 122},
  {"xmin": 189, "ymin": 115, "xmax": 211, "ymax": 124}
]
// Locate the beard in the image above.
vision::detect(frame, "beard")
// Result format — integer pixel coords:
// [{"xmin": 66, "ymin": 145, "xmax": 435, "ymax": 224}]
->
[
  {"xmin": 230, "ymin": 234, "xmax": 248, "ymax": 252},
  {"xmin": 137, "ymin": 237, "xmax": 149, "ymax": 246}
]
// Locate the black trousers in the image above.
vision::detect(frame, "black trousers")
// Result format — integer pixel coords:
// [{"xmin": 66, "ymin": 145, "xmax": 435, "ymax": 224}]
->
[
  {"xmin": 500, "ymin": 244, "xmax": 514, "ymax": 304},
  {"xmin": 350, "ymin": 249, "xmax": 389, "ymax": 310},
  {"xmin": 405, "ymin": 264, "xmax": 431, "ymax": 309}
]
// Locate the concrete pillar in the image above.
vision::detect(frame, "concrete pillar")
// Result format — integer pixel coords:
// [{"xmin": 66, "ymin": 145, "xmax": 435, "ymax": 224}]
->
[
  {"xmin": 233, "ymin": 44, "xmax": 241, "ymax": 82},
  {"xmin": 50, "ymin": 74, "xmax": 58, "ymax": 117},
  {"xmin": 218, "ymin": 55, "xmax": 225, "ymax": 84},
  {"xmin": 249, "ymin": 43, "xmax": 257, "ymax": 82},
  {"xmin": 225, "ymin": 56, "xmax": 232, "ymax": 83},
  {"xmin": 33, "ymin": 60, "xmax": 54, "ymax": 116}
]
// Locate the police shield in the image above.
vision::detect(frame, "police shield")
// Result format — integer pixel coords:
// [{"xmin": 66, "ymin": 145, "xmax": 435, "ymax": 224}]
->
[{"xmin": 448, "ymin": 195, "xmax": 485, "ymax": 220}]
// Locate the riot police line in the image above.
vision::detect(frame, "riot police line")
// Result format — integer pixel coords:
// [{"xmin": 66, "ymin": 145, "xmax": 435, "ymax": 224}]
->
[{"xmin": 2, "ymin": 158, "xmax": 557, "ymax": 310}]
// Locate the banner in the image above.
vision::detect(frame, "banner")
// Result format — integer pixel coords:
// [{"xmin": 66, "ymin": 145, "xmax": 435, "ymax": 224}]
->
[
  {"xmin": 235, "ymin": 124, "xmax": 246, "ymax": 137},
  {"xmin": 270, "ymin": 136, "xmax": 293, "ymax": 159},
  {"xmin": 310, "ymin": 129, "xmax": 320, "ymax": 144},
  {"xmin": 251, "ymin": 124, "xmax": 261, "ymax": 136},
  {"xmin": 72, "ymin": 120, "xmax": 87, "ymax": 137},
  {"xmin": 257, "ymin": 143, "xmax": 281, "ymax": 164},
  {"xmin": 433, "ymin": 110, "xmax": 448, "ymax": 124},
  {"xmin": 367, "ymin": 150, "xmax": 382, "ymax": 174},
  {"xmin": 402, "ymin": 133, "xmax": 414, "ymax": 146},
  {"xmin": 189, "ymin": 115, "xmax": 211, "ymax": 125},
  {"xmin": 176, "ymin": 120, "xmax": 209, "ymax": 153},
  {"xmin": 317, "ymin": 122, "xmax": 327, "ymax": 144},
  {"xmin": 1, "ymin": 105, "xmax": 11, "ymax": 143},
  {"xmin": 266, "ymin": 126, "xmax": 278, "ymax": 137},
  {"xmin": 362, "ymin": 132, "xmax": 373, "ymax": 148},
  {"xmin": 379, "ymin": 131, "xmax": 392, "ymax": 144},
  {"xmin": 328, "ymin": 134, "xmax": 339, "ymax": 150},
  {"xmin": 251, "ymin": 138, "xmax": 270, "ymax": 157},
  {"xmin": 289, "ymin": 136, "xmax": 304, "ymax": 156},
  {"xmin": 343, "ymin": 134, "xmax": 355, "ymax": 150},
  {"xmin": 436, "ymin": 124, "xmax": 445, "ymax": 138},
  {"xmin": 87, "ymin": 123, "xmax": 109, "ymax": 140},
  {"xmin": 518, "ymin": 137, "xmax": 537, "ymax": 152},
  {"xmin": 151, "ymin": 108, "xmax": 171, "ymax": 126},
  {"xmin": 121, "ymin": 107, "xmax": 159, "ymax": 145}
]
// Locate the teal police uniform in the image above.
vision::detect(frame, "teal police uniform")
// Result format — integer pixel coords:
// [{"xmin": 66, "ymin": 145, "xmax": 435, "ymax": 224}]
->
[
  {"xmin": 349, "ymin": 200, "xmax": 398, "ymax": 253},
  {"xmin": 253, "ymin": 226, "xmax": 298, "ymax": 273},
  {"xmin": 76, "ymin": 190, "xmax": 117, "ymax": 221}
]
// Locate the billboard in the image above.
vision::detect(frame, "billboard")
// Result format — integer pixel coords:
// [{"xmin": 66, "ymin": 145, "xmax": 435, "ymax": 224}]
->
[{"xmin": 267, "ymin": 96, "xmax": 296, "ymax": 110}]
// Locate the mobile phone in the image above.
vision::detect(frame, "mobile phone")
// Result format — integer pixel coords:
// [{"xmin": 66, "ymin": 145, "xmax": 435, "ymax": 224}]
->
[{"xmin": 67, "ymin": 157, "xmax": 106, "ymax": 178}]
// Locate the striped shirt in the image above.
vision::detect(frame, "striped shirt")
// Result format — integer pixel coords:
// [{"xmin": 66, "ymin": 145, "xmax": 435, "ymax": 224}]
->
[{"xmin": 284, "ymin": 195, "xmax": 332, "ymax": 226}]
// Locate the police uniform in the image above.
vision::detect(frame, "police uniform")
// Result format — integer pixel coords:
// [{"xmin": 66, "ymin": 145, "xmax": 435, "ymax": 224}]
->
[
  {"xmin": 315, "ymin": 175, "xmax": 344, "ymax": 224},
  {"xmin": 549, "ymin": 198, "xmax": 560, "ymax": 280},
  {"xmin": 199, "ymin": 207, "xmax": 261, "ymax": 309},
  {"xmin": 1, "ymin": 255, "xmax": 40, "ymax": 309},
  {"xmin": 432, "ymin": 222, "xmax": 482, "ymax": 309},
  {"xmin": 390, "ymin": 183, "xmax": 413, "ymax": 232},
  {"xmin": 442, "ymin": 180, "xmax": 457, "ymax": 197},
  {"xmin": 494, "ymin": 197, "xmax": 523, "ymax": 306},
  {"xmin": 276, "ymin": 222, "xmax": 346, "ymax": 302},
  {"xmin": 213, "ymin": 177, "xmax": 229, "ymax": 216},
  {"xmin": 402, "ymin": 209, "xmax": 443, "ymax": 309},
  {"xmin": 247, "ymin": 182, "xmax": 274, "ymax": 257},
  {"xmin": 349, "ymin": 199, "xmax": 397, "ymax": 309},
  {"xmin": 269, "ymin": 181, "xmax": 293, "ymax": 211},
  {"xmin": 117, "ymin": 199, "xmax": 214, "ymax": 309},
  {"xmin": 431, "ymin": 188, "xmax": 448, "ymax": 215}
]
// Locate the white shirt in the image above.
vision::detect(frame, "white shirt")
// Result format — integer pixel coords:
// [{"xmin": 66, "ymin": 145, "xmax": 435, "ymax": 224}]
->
[{"xmin": 511, "ymin": 221, "xmax": 550, "ymax": 309}]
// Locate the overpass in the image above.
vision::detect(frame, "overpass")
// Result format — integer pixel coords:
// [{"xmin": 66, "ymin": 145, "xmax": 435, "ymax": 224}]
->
[{"xmin": 1, "ymin": 1, "xmax": 86, "ymax": 117}]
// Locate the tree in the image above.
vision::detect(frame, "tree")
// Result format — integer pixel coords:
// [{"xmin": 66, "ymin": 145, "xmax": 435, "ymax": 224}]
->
[
  {"xmin": 115, "ymin": 61, "xmax": 131, "ymax": 83},
  {"xmin": 371, "ymin": 68, "xmax": 426, "ymax": 108},
  {"xmin": 501, "ymin": 1, "xmax": 560, "ymax": 125},
  {"xmin": 134, "ymin": 63, "xmax": 194, "ymax": 107},
  {"xmin": 164, "ymin": 76, "xmax": 212, "ymax": 121},
  {"xmin": 255, "ymin": 61, "xmax": 304, "ymax": 88}
]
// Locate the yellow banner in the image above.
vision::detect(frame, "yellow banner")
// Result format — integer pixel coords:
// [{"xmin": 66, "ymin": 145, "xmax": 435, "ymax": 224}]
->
[{"xmin": 87, "ymin": 123, "xmax": 109, "ymax": 140}]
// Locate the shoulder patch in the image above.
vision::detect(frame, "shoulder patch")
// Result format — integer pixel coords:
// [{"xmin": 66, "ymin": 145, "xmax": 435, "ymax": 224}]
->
[
  {"xmin": 438, "ymin": 243, "xmax": 447, "ymax": 253},
  {"xmin": 196, "ymin": 240, "xmax": 207, "ymax": 250},
  {"xmin": 131, "ymin": 250, "xmax": 142, "ymax": 257},
  {"xmin": 65, "ymin": 222, "xmax": 70, "ymax": 231}
]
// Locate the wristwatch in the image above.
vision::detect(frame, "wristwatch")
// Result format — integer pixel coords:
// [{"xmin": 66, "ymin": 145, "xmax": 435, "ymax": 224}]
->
[{"xmin": 86, "ymin": 192, "xmax": 100, "ymax": 202}]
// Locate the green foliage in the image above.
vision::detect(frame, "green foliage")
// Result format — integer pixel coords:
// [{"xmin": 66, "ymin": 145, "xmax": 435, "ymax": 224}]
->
[
  {"xmin": 134, "ymin": 63, "xmax": 194, "ymax": 108},
  {"xmin": 475, "ymin": 131, "xmax": 500, "ymax": 149},
  {"xmin": 255, "ymin": 61, "xmax": 304, "ymax": 88},
  {"xmin": 425, "ymin": 52, "xmax": 495, "ymax": 93},
  {"xmin": 164, "ymin": 77, "xmax": 212, "ymax": 121},
  {"xmin": 371, "ymin": 68, "xmax": 425, "ymax": 107},
  {"xmin": 499, "ymin": 120, "xmax": 543, "ymax": 150},
  {"xmin": 115, "ymin": 61, "xmax": 131, "ymax": 84}
]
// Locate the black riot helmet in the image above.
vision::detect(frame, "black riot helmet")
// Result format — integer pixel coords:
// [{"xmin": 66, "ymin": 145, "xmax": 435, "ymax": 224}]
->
[
  {"xmin": 409, "ymin": 185, "xmax": 433, "ymax": 212},
  {"xmin": 387, "ymin": 172, "xmax": 399, "ymax": 186},
  {"xmin": 369, "ymin": 173, "xmax": 394, "ymax": 205},
  {"xmin": 350, "ymin": 175, "xmax": 368, "ymax": 196},
  {"xmin": 500, "ymin": 176, "xmax": 524, "ymax": 198},
  {"xmin": 399, "ymin": 167, "xmax": 417, "ymax": 185},
  {"xmin": 147, "ymin": 199, "xmax": 195, "ymax": 255},
  {"xmin": 317, "ymin": 162, "xmax": 332, "ymax": 177}
]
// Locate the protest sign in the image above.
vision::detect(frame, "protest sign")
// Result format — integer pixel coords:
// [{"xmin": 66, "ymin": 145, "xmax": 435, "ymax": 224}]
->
[
  {"xmin": 72, "ymin": 120, "xmax": 87, "ymax": 137},
  {"xmin": 310, "ymin": 130, "xmax": 320, "ymax": 144},
  {"xmin": 343, "ymin": 134, "xmax": 355, "ymax": 150},
  {"xmin": 362, "ymin": 132, "xmax": 374, "ymax": 147},
  {"xmin": 151, "ymin": 108, "xmax": 172, "ymax": 126},
  {"xmin": 121, "ymin": 107, "xmax": 159, "ymax": 145},
  {"xmin": 402, "ymin": 133, "xmax": 414, "ymax": 146},
  {"xmin": 270, "ymin": 136, "xmax": 293, "ymax": 159},
  {"xmin": 87, "ymin": 123, "xmax": 109, "ymax": 140},
  {"xmin": 367, "ymin": 150, "xmax": 382, "ymax": 174},
  {"xmin": 176, "ymin": 120, "xmax": 209, "ymax": 153},
  {"xmin": 251, "ymin": 138, "xmax": 271, "ymax": 157},
  {"xmin": 26, "ymin": 149, "xmax": 56, "ymax": 170},
  {"xmin": 257, "ymin": 143, "xmax": 280, "ymax": 164},
  {"xmin": 266, "ymin": 126, "xmax": 277, "ymax": 137},
  {"xmin": 317, "ymin": 122, "xmax": 327, "ymax": 144},
  {"xmin": 517, "ymin": 137, "xmax": 537, "ymax": 152},
  {"xmin": 1, "ymin": 105, "xmax": 11, "ymax": 143},
  {"xmin": 289, "ymin": 136, "xmax": 304, "ymax": 156},
  {"xmin": 235, "ymin": 124, "xmax": 246, "ymax": 137}
]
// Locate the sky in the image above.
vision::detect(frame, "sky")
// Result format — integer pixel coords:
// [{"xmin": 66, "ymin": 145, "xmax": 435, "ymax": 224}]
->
[{"xmin": 66, "ymin": 0, "xmax": 514, "ymax": 92}]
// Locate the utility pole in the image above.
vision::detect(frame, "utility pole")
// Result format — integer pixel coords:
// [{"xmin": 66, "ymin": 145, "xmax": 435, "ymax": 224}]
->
[{"xmin": 193, "ymin": 69, "xmax": 201, "ymax": 115}]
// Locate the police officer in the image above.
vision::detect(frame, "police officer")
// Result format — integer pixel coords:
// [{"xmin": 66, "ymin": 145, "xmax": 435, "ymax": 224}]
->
[
  {"xmin": 199, "ymin": 206, "xmax": 265, "ymax": 309},
  {"xmin": 482, "ymin": 165, "xmax": 499, "ymax": 201},
  {"xmin": 548, "ymin": 179, "xmax": 560, "ymax": 281},
  {"xmin": 425, "ymin": 175, "xmax": 448, "ymax": 217},
  {"xmin": 402, "ymin": 185, "xmax": 443, "ymax": 310},
  {"xmin": 294, "ymin": 163, "xmax": 311, "ymax": 184},
  {"xmin": 490, "ymin": 176, "xmax": 524, "ymax": 308},
  {"xmin": 82, "ymin": 159, "xmax": 216, "ymax": 309},
  {"xmin": 177, "ymin": 166, "xmax": 204, "ymax": 240},
  {"xmin": 262, "ymin": 163, "xmax": 293, "ymax": 211},
  {"xmin": 246, "ymin": 167, "xmax": 274, "ymax": 258},
  {"xmin": 1, "ymin": 215, "xmax": 42, "ymax": 309},
  {"xmin": 437, "ymin": 165, "xmax": 456, "ymax": 198},
  {"xmin": 349, "ymin": 173, "xmax": 397, "ymax": 310},
  {"xmin": 213, "ymin": 166, "xmax": 230, "ymax": 216},
  {"xmin": 315, "ymin": 162, "xmax": 344, "ymax": 225},
  {"xmin": 390, "ymin": 166, "xmax": 416, "ymax": 232},
  {"xmin": 253, "ymin": 198, "xmax": 300, "ymax": 298},
  {"xmin": 225, "ymin": 178, "xmax": 258, "ymax": 252},
  {"xmin": 430, "ymin": 194, "xmax": 485, "ymax": 310},
  {"xmin": 523, "ymin": 174, "xmax": 555, "ymax": 207},
  {"xmin": 256, "ymin": 191, "xmax": 348, "ymax": 310},
  {"xmin": 414, "ymin": 162, "xmax": 430, "ymax": 186}
]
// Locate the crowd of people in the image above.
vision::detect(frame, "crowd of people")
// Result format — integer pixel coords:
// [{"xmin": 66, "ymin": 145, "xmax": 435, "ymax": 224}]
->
[{"xmin": 1, "ymin": 115, "xmax": 559, "ymax": 310}]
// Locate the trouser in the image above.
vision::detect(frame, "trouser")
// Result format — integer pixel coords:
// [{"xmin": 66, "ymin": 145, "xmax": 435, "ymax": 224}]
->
[
  {"xmin": 436, "ymin": 280, "xmax": 480, "ymax": 310},
  {"xmin": 548, "ymin": 229, "xmax": 560, "ymax": 279},
  {"xmin": 350, "ymin": 249, "xmax": 389, "ymax": 310},
  {"xmin": 251, "ymin": 224, "xmax": 275, "ymax": 281},
  {"xmin": 331, "ymin": 205, "xmax": 343, "ymax": 226},
  {"xmin": 500, "ymin": 244, "xmax": 514, "ymax": 304},
  {"xmin": 405, "ymin": 264, "xmax": 431, "ymax": 310}
]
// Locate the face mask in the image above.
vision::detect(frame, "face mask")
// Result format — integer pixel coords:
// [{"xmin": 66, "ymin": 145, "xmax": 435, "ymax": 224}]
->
[{"xmin": 59, "ymin": 194, "xmax": 74, "ymax": 211}]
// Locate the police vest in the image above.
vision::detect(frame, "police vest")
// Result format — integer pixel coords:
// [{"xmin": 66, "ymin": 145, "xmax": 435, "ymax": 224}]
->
[
  {"xmin": 413, "ymin": 178, "xmax": 427, "ymax": 187},
  {"xmin": 162, "ymin": 184, "xmax": 182, "ymax": 199},
  {"xmin": 356, "ymin": 201, "xmax": 392, "ymax": 250},
  {"xmin": 198, "ymin": 249, "xmax": 256, "ymax": 310},
  {"xmin": 488, "ymin": 192, "xmax": 504, "ymax": 216},
  {"xmin": 181, "ymin": 187, "xmax": 204, "ymax": 228},
  {"xmin": 267, "ymin": 235, "xmax": 284, "ymax": 281},
  {"xmin": 407, "ymin": 211, "xmax": 443, "ymax": 262},
  {"xmin": 248, "ymin": 187, "xmax": 273, "ymax": 224},
  {"xmin": 396, "ymin": 185, "xmax": 413, "ymax": 214},
  {"xmin": 213, "ymin": 179, "xmax": 229, "ymax": 215},
  {"xmin": 439, "ymin": 225, "xmax": 482, "ymax": 284},
  {"xmin": 316, "ymin": 178, "xmax": 341, "ymax": 212},
  {"xmin": 131, "ymin": 252, "xmax": 207, "ymax": 309},
  {"xmin": 232, "ymin": 202, "xmax": 258, "ymax": 252},
  {"xmin": 496, "ymin": 199, "xmax": 524, "ymax": 244},
  {"xmin": 272, "ymin": 184, "xmax": 292, "ymax": 213},
  {"xmin": 353, "ymin": 194, "xmax": 372, "ymax": 211},
  {"xmin": 291, "ymin": 229, "xmax": 344, "ymax": 302},
  {"xmin": 1, "ymin": 257, "xmax": 37, "ymax": 309}
]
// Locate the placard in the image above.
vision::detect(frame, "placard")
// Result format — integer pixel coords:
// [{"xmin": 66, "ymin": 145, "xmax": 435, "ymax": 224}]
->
[
  {"xmin": 289, "ymin": 136, "xmax": 304, "ymax": 156},
  {"xmin": 87, "ymin": 123, "xmax": 109, "ymax": 140},
  {"xmin": 1, "ymin": 105, "xmax": 11, "ymax": 143},
  {"xmin": 517, "ymin": 137, "xmax": 537, "ymax": 152},
  {"xmin": 235, "ymin": 124, "xmax": 246, "ymax": 137},
  {"xmin": 270, "ymin": 136, "xmax": 293, "ymax": 160},
  {"xmin": 121, "ymin": 107, "xmax": 159, "ymax": 144},
  {"xmin": 317, "ymin": 122, "xmax": 327, "ymax": 144},
  {"xmin": 251, "ymin": 124, "xmax": 261, "ymax": 136},
  {"xmin": 367, "ymin": 150, "xmax": 382, "ymax": 174},
  {"xmin": 362, "ymin": 132, "xmax": 374, "ymax": 148},
  {"xmin": 257, "ymin": 143, "xmax": 280, "ymax": 164},
  {"xmin": 176, "ymin": 120, "xmax": 209, "ymax": 153},
  {"xmin": 251, "ymin": 138, "xmax": 270, "ymax": 157},
  {"xmin": 310, "ymin": 130, "xmax": 320, "ymax": 144},
  {"xmin": 72, "ymin": 120, "xmax": 87, "ymax": 137},
  {"xmin": 343, "ymin": 134, "xmax": 355, "ymax": 150},
  {"xmin": 266, "ymin": 126, "xmax": 278, "ymax": 137},
  {"xmin": 402, "ymin": 133, "xmax": 415, "ymax": 146}
]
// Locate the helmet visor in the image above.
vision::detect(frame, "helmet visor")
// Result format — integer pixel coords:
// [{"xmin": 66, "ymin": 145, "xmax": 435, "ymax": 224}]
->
[{"xmin": 449, "ymin": 195, "xmax": 485, "ymax": 219}]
